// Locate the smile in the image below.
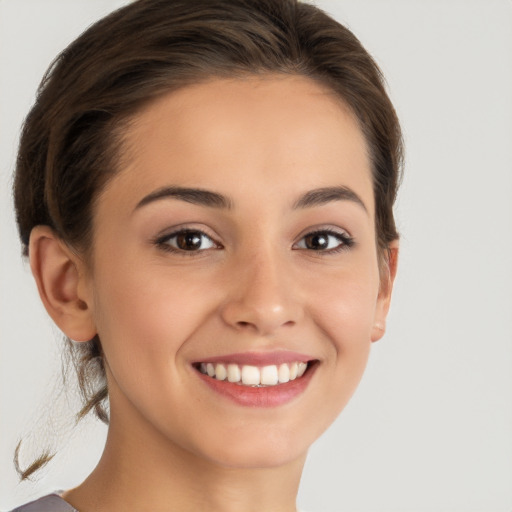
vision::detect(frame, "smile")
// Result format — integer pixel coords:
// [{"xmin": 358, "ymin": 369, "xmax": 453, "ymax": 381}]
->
[
  {"xmin": 196, "ymin": 361, "xmax": 308, "ymax": 387},
  {"xmin": 192, "ymin": 353, "xmax": 318, "ymax": 407}
]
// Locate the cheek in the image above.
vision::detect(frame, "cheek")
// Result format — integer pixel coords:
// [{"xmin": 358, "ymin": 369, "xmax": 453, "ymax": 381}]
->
[
  {"xmin": 90, "ymin": 258, "xmax": 212, "ymax": 367},
  {"xmin": 306, "ymin": 259, "xmax": 380, "ymax": 345},
  {"xmin": 303, "ymin": 257, "xmax": 380, "ymax": 401},
  {"xmin": 89, "ymin": 260, "xmax": 217, "ymax": 428}
]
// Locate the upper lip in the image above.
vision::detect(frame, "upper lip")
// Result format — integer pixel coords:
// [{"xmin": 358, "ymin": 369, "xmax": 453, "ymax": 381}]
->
[{"xmin": 192, "ymin": 350, "xmax": 315, "ymax": 366}]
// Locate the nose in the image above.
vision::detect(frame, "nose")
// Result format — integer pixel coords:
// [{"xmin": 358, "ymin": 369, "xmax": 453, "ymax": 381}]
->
[{"xmin": 219, "ymin": 247, "xmax": 303, "ymax": 336}]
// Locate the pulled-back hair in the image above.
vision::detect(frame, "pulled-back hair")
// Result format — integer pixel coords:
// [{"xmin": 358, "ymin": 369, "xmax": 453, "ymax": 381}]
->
[{"xmin": 13, "ymin": 0, "xmax": 403, "ymax": 479}]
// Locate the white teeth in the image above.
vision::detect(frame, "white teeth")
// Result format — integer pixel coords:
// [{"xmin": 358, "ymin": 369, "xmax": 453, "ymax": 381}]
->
[
  {"xmin": 297, "ymin": 362, "xmax": 307, "ymax": 377},
  {"xmin": 241, "ymin": 365, "xmax": 260, "ymax": 386},
  {"xmin": 198, "ymin": 361, "xmax": 311, "ymax": 386},
  {"xmin": 215, "ymin": 363, "xmax": 227, "ymax": 381},
  {"xmin": 227, "ymin": 364, "xmax": 241, "ymax": 383},
  {"xmin": 278, "ymin": 363, "xmax": 290, "ymax": 383},
  {"xmin": 260, "ymin": 365, "xmax": 279, "ymax": 386}
]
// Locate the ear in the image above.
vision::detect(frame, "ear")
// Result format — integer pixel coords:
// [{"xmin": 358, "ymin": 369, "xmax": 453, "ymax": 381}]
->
[
  {"xmin": 29, "ymin": 226, "xmax": 96, "ymax": 342},
  {"xmin": 371, "ymin": 240, "xmax": 399, "ymax": 342}
]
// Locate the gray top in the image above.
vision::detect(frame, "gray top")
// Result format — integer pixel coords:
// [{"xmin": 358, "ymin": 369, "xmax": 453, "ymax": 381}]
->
[{"xmin": 10, "ymin": 493, "xmax": 78, "ymax": 512}]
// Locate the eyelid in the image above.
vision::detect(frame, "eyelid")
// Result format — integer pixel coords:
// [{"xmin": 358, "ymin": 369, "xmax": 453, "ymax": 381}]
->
[
  {"xmin": 153, "ymin": 221, "xmax": 218, "ymax": 238},
  {"xmin": 152, "ymin": 224, "xmax": 223, "ymax": 254},
  {"xmin": 292, "ymin": 226, "xmax": 355, "ymax": 252},
  {"xmin": 294, "ymin": 224, "xmax": 352, "ymax": 241}
]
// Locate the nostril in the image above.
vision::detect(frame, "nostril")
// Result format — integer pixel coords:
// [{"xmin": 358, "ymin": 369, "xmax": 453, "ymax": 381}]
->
[{"xmin": 222, "ymin": 300, "xmax": 302, "ymax": 335}]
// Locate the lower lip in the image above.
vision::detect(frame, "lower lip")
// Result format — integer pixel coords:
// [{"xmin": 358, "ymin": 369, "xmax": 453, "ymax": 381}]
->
[{"xmin": 194, "ymin": 363, "xmax": 317, "ymax": 407}]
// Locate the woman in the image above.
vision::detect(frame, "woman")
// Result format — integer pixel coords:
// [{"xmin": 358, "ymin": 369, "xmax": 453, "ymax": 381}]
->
[{"xmin": 10, "ymin": 0, "xmax": 402, "ymax": 510}]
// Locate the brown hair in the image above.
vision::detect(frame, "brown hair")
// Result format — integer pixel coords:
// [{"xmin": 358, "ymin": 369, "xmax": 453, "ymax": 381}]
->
[{"xmin": 13, "ymin": 0, "xmax": 403, "ymax": 478}]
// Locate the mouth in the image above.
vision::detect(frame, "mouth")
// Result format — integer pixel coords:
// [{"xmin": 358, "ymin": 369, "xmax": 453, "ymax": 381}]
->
[
  {"xmin": 193, "ymin": 360, "xmax": 311, "ymax": 387},
  {"xmin": 192, "ymin": 354, "xmax": 318, "ymax": 407}
]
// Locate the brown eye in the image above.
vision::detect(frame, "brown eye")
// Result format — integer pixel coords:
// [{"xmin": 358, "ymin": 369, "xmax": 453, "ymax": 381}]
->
[
  {"xmin": 160, "ymin": 230, "xmax": 217, "ymax": 252},
  {"xmin": 304, "ymin": 233, "xmax": 330, "ymax": 250},
  {"xmin": 294, "ymin": 230, "xmax": 354, "ymax": 252},
  {"xmin": 176, "ymin": 232, "xmax": 203, "ymax": 250}
]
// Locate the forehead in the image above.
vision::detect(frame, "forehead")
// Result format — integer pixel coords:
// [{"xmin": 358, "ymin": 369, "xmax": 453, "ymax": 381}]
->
[{"xmin": 101, "ymin": 75, "xmax": 373, "ymax": 215}]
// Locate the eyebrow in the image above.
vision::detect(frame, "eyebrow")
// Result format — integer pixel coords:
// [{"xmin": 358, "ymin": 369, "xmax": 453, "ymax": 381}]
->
[
  {"xmin": 135, "ymin": 186, "xmax": 233, "ymax": 210},
  {"xmin": 135, "ymin": 185, "xmax": 367, "ymax": 213},
  {"xmin": 292, "ymin": 186, "xmax": 368, "ymax": 213}
]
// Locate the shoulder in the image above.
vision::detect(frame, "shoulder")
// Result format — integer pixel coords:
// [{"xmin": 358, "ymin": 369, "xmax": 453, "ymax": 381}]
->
[{"xmin": 9, "ymin": 493, "xmax": 78, "ymax": 512}]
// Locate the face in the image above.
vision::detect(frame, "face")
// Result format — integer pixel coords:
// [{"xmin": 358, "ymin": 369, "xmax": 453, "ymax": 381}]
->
[{"xmin": 82, "ymin": 75, "xmax": 392, "ymax": 469}]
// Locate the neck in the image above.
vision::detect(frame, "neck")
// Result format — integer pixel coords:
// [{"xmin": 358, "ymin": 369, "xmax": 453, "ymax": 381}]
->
[{"xmin": 63, "ymin": 406, "xmax": 306, "ymax": 512}]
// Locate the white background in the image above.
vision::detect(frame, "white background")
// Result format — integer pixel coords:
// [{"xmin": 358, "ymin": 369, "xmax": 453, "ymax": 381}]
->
[{"xmin": 1, "ymin": 1, "xmax": 511, "ymax": 510}]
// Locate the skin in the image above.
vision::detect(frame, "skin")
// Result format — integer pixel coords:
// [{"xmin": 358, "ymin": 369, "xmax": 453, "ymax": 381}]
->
[{"xmin": 30, "ymin": 75, "xmax": 398, "ymax": 512}]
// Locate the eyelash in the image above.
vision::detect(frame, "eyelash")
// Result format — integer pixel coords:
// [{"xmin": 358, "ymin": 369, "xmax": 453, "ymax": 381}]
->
[
  {"xmin": 293, "ymin": 228, "xmax": 355, "ymax": 254},
  {"xmin": 153, "ymin": 228, "xmax": 222, "ymax": 256},
  {"xmin": 153, "ymin": 227, "xmax": 355, "ymax": 256}
]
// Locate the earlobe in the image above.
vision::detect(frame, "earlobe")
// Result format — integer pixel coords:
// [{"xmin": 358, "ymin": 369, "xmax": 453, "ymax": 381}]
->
[
  {"xmin": 371, "ymin": 241, "xmax": 399, "ymax": 343},
  {"xmin": 29, "ymin": 226, "xmax": 96, "ymax": 342}
]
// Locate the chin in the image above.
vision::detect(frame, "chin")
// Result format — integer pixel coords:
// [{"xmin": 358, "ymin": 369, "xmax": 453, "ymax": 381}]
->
[
  {"xmin": 208, "ymin": 443, "xmax": 307, "ymax": 470},
  {"xmin": 187, "ymin": 420, "xmax": 321, "ymax": 470}
]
